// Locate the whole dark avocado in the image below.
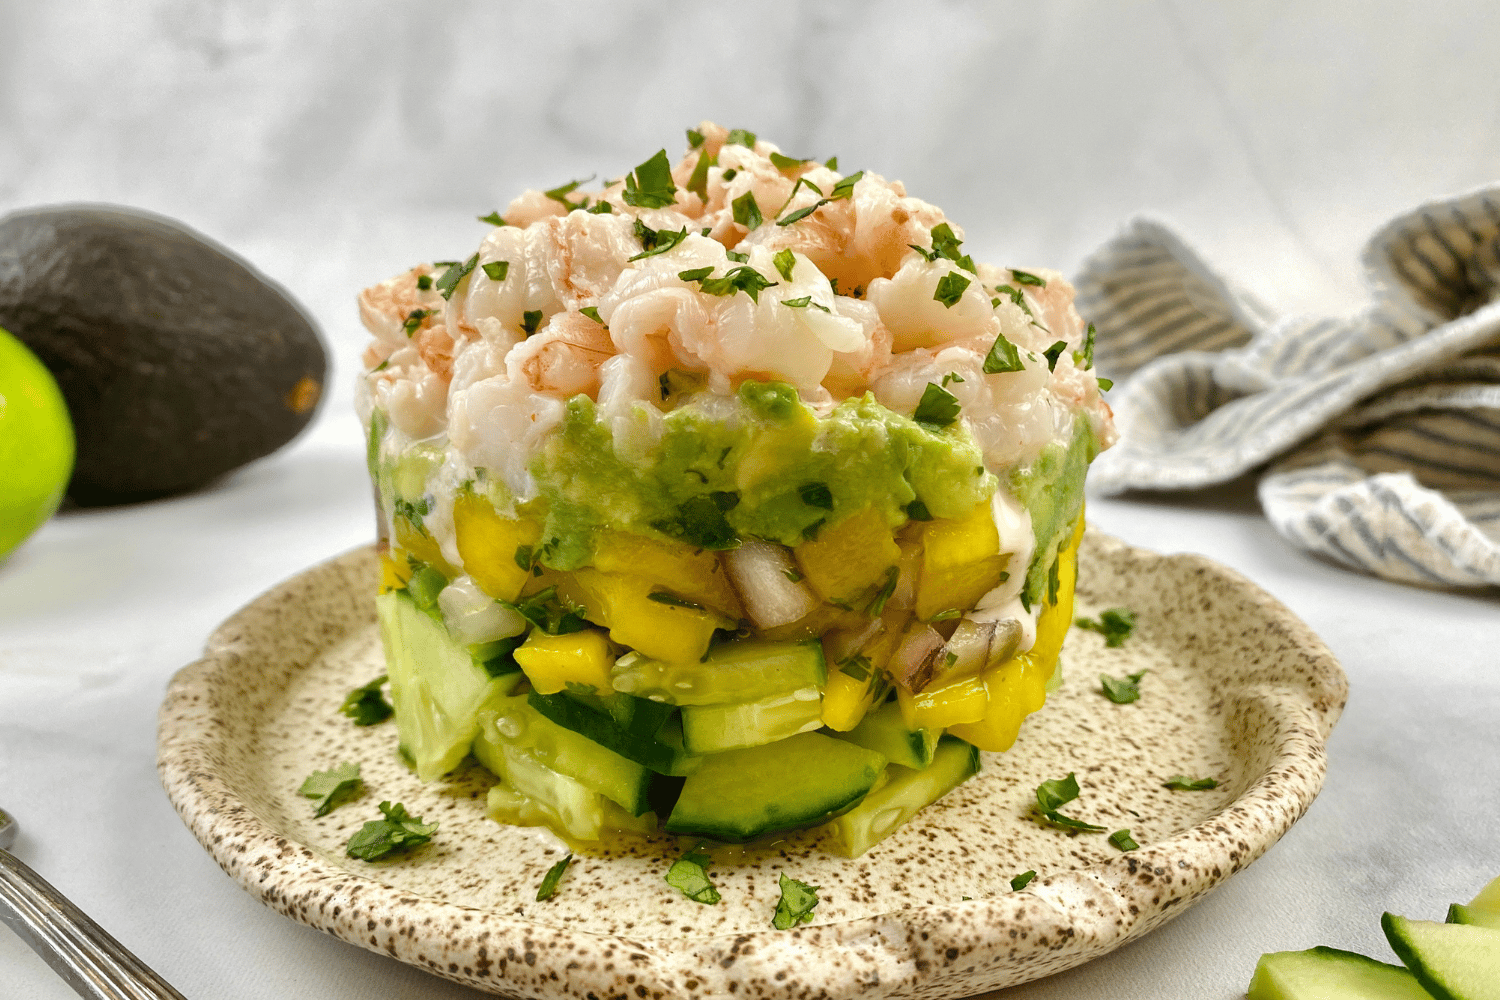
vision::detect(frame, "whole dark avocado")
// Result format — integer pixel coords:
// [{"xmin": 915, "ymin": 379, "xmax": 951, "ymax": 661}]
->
[{"xmin": 0, "ymin": 205, "xmax": 326, "ymax": 504}]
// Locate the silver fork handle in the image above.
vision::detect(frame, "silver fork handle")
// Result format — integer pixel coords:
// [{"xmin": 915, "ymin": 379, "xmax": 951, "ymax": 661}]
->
[{"xmin": 0, "ymin": 847, "xmax": 187, "ymax": 1000}]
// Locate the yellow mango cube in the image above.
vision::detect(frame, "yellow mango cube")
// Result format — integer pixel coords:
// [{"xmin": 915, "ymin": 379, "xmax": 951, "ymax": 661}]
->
[
  {"xmin": 513, "ymin": 628, "xmax": 615, "ymax": 696},
  {"xmin": 569, "ymin": 568, "xmax": 727, "ymax": 663},
  {"xmin": 453, "ymin": 492, "xmax": 542, "ymax": 601},
  {"xmin": 378, "ymin": 550, "xmax": 413, "ymax": 593},
  {"xmin": 392, "ymin": 516, "xmax": 458, "ymax": 578},
  {"xmin": 821, "ymin": 615, "xmax": 905, "ymax": 731},
  {"xmin": 897, "ymin": 672, "xmax": 989, "ymax": 730},
  {"xmin": 915, "ymin": 500, "xmax": 1008, "ymax": 620},
  {"xmin": 795, "ymin": 506, "xmax": 901, "ymax": 604},
  {"xmin": 590, "ymin": 530, "xmax": 742, "ymax": 618}
]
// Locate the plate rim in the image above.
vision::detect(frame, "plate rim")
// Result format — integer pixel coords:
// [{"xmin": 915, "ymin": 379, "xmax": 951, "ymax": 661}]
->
[{"xmin": 157, "ymin": 531, "xmax": 1347, "ymax": 998}]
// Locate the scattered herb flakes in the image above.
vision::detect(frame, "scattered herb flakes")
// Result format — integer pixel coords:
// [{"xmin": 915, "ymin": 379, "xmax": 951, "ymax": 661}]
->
[
  {"xmin": 536, "ymin": 854, "xmax": 573, "ymax": 901},
  {"xmin": 651, "ymin": 492, "xmax": 741, "ymax": 550},
  {"xmin": 345, "ymin": 801, "xmax": 437, "ymax": 861},
  {"xmin": 1077, "ymin": 323, "xmax": 1097, "ymax": 368},
  {"xmin": 1046, "ymin": 558, "xmax": 1061, "ymax": 605},
  {"xmin": 772, "ymin": 872, "xmax": 820, "ymax": 930},
  {"xmin": 628, "ymin": 223, "xmax": 689, "ymax": 261},
  {"xmin": 501, "ymin": 586, "xmax": 588, "ymax": 635},
  {"xmin": 725, "ymin": 249, "xmax": 749, "ymax": 263},
  {"xmin": 732, "ymin": 190, "xmax": 764, "ymax": 230},
  {"xmin": 769, "ymin": 150, "xmax": 808, "ymax": 170},
  {"xmin": 1100, "ymin": 669, "xmax": 1148, "ymax": 704},
  {"xmin": 689, "ymin": 265, "xmax": 778, "ymax": 303},
  {"xmin": 825, "ymin": 155, "xmax": 838, "ymax": 170},
  {"xmin": 401, "ymin": 308, "xmax": 431, "ymax": 337},
  {"xmin": 687, "ymin": 149, "xmax": 716, "ymax": 201},
  {"xmin": 1033, "ymin": 772, "xmax": 1106, "ymax": 832},
  {"xmin": 1043, "ymin": 340, "xmax": 1069, "ymax": 371},
  {"xmin": 1075, "ymin": 607, "xmax": 1137, "ymax": 647},
  {"xmin": 1011, "ymin": 870, "xmax": 1037, "ymax": 891},
  {"xmin": 543, "ymin": 176, "xmax": 593, "ymax": 209},
  {"xmin": 830, "ymin": 170, "xmax": 864, "ymax": 200},
  {"xmin": 521, "ymin": 310, "xmax": 544, "ymax": 336},
  {"xmin": 777, "ymin": 201, "xmax": 824, "ymax": 226},
  {"xmin": 678, "ymin": 266, "xmax": 715, "ymax": 282},
  {"xmin": 782, "ymin": 567, "xmax": 804, "ymax": 583},
  {"xmin": 299, "ymin": 762, "xmax": 362, "ymax": 818},
  {"xmin": 1109, "ymin": 829, "xmax": 1140, "ymax": 851},
  {"xmin": 646, "ymin": 591, "xmax": 705, "ymax": 610},
  {"xmin": 772, "ymin": 248, "xmax": 797, "ymax": 281},
  {"xmin": 513, "ymin": 543, "xmax": 537, "ymax": 573},
  {"xmin": 933, "ymin": 271, "xmax": 971, "ymax": 308},
  {"xmin": 622, "ymin": 149, "xmax": 678, "ymax": 209},
  {"xmin": 478, "ymin": 210, "xmax": 507, "ymax": 226},
  {"xmin": 797, "ymin": 481, "xmax": 834, "ymax": 510},
  {"xmin": 722, "ymin": 168, "xmax": 738, "ymax": 182},
  {"xmin": 666, "ymin": 846, "xmax": 721, "ymax": 904},
  {"xmin": 1097, "ymin": 377, "xmax": 1115, "ymax": 391},
  {"xmin": 1164, "ymin": 775, "xmax": 1219, "ymax": 791},
  {"xmin": 580, "ymin": 305, "xmax": 604, "ymax": 324},
  {"xmin": 481, "ymin": 260, "xmax": 510, "ymax": 282},
  {"xmin": 725, "ymin": 128, "xmax": 758, "ymax": 148},
  {"xmin": 404, "ymin": 561, "xmax": 446, "ymax": 609},
  {"xmin": 838, "ymin": 655, "xmax": 872, "ymax": 681},
  {"xmin": 686, "ymin": 127, "xmax": 705, "ymax": 148},
  {"xmin": 867, "ymin": 566, "xmax": 899, "ymax": 616},
  {"xmin": 781, "ymin": 295, "xmax": 831, "ymax": 313},
  {"xmin": 927, "ymin": 608, "xmax": 962, "ymax": 622},
  {"xmin": 910, "ymin": 222, "xmax": 977, "ymax": 273},
  {"xmin": 905, "ymin": 499, "xmax": 933, "ymax": 521},
  {"xmin": 435, "ymin": 253, "xmax": 479, "ymax": 300},
  {"xmin": 913, "ymin": 382, "xmax": 962, "ymax": 428},
  {"xmin": 586, "ymin": 199, "xmax": 614, "ymax": 214},
  {"xmin": 1010, "ymin": 268, "xmax": 1047, "ymax": 287},
  {"xmin": 340, "ymin": 675, "xmax": 393, "ymax": 726},
  {"xmin": 415, "ymin": 274, "xmax": 432, "ymax": 291}
]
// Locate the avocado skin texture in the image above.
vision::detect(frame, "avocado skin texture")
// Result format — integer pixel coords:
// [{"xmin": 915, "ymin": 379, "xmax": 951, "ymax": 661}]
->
[{"xmin": 0, "ymin": 205, "xmax": 327, "ymax": 504}]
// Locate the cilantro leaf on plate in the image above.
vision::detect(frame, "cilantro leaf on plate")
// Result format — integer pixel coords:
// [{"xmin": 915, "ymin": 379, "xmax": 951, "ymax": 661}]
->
[
  {"xmin": 340, "ymin": 675, "xmax": 393, "ymax": 726},
  {"xmin": 772, "ymin": 872, "xmax": 820, "ymax": 929},
  {"xmin": 1076, "ymin": 608, "xmax": 1138, "ymax": 647},
  {"xmin": 666, "ymin": 846, "xmax": 721, "ymax": 904},
  {"xmin": 345, "ymin": 801, "xmax": 437, "ymax": 861},
  {"xmin": 536, "ymin": 854, "xmax": 573, "ymax": 900},
  {"xmin": 299, "ymin": 762, "xmax": 362, "ymax": 818}
]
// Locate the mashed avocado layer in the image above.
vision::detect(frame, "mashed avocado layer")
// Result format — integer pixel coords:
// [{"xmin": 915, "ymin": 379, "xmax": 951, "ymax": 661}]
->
[{"xmin": 526, "ymin": 381, "xmax": 995, "ymax": 569}]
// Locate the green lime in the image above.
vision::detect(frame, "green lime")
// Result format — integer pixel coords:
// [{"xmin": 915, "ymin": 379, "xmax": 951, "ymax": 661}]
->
[{"xmin": 0, "ymin": 326, "xmax": 74, "ymax": 559}]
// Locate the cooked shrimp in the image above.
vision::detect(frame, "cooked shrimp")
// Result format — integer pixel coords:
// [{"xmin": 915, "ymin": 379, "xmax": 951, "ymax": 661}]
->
[
  {"xmin": 359, "ymin": 265, "xmax": 444, "ymax": 349},
  {"xmin": 506, "ymin": 309, "xmax": 616, "ymax": 398},
  {"xmin": 368, "ymin": 343, "xmax": 449, "ymax": 441},
  {"xmin": 867, "ymin": 256, "xmax": 995, "ymax": 352}
]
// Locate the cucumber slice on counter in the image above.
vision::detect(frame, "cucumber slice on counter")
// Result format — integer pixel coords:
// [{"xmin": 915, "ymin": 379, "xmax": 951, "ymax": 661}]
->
[
  {"xmin": 679, "ymin": 687, "xmax": 823, "ymax": 754},
  {"xmin": 377, "ymin": 590, "xmax": 516, "ymax": 781},
  {"xmin": 1246, "ymin": 947, "xmax": 1433, "ymax": 1000},
  {"xmin": 1382, "ymin": 913, "xmax": 1500, "ymax": 1000},
  {"xmin": 610, "ymin": 639, "xmax": 826, "ymax": 705},
  {"xmin": 527, "ymin": 690, "xmax": 700, "ymax": 776},
  {"xmin": 1449, "ymin": 875, "xmax": 1500, "ymax": 931},
  {"xmin": 826, "ymin": 736, "xmax": 979, "ymax": 857},
  {"xmin": 475, "ymin": 697, "xmax": 654, "ymax": 816},
  {"xmin": 665, "ymin": 731, "xmax": 885, "ymax": 843},
  {"xmin": 834, "ymin": 699, "xmax": 940, "ymax": 770}
]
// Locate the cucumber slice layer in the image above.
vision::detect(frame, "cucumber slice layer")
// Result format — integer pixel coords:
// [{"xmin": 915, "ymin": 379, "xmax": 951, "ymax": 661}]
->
[
  {"xmin": 611, "ymin": 639, "xmax": 826, "ymax": 705},
  {"xmin": 1382, "ymin": 913, "xmax": 1500, "ymax": 1000},
  {"xmin": 679, "ymin": 687, "xmax": 823, "ymax": 754},
  {"xmin": 666, "ymin": 731, "xmax": 885, "ymax": 842},
  {"xmin": 1247, "ymin": 947, "xmax": 1432, "ymax": 1000},
  {"xmin": 826, "ymin": 737, "xmax": 978, "ymax": 858},
  {"xmin": 834, "ymin": 699, "xmax": 940, "ymax": 770}
]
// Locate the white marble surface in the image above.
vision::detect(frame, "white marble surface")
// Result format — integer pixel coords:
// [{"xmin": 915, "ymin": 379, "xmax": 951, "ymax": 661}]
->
[{"xmin": 2, "ymin": 2, "xmax": 1497, "ymax": 997}]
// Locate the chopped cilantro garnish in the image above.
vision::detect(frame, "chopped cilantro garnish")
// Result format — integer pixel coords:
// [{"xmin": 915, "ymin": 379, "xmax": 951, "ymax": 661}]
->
[
  {"xmin": 299, "ymin": 762, "xmax": 362, "ymax": 818},
  {"xmin": 1097, "ymin": 377, "xmax": 1114, "ymax": 391},
  {"xmin": 543, "ymin": 176, "xmax": 593, "ymax": 208},
  {"xmin": 678, "ymin": 266, "xmax": 715, "ymax": 282},
  {"xmin": 913, "ymin": 382, "xmax": 961, "ymax": 428},
  {"xmin": 628, "ymin": 221, "xmax": 690, "ymax": 261},
  {"xmin": 905, "ymin": 499, "xmax": 933, "ymax": 521},
  {"xmin": 1034, "ymin": 773, "xmax": 1106, "ymax": 832},
  {"xmin": 769, "ymin": 151, "xmax": 807, "ymax": 170},
  {"xmin": 521, "ymin": 310, "xmax": 543, "ymax": 336},
  {"xmin": 773, "ymin": 248, "xmax": 797, "ymax": 281},
  {"xmin": 536, "ymin": 854, "xmax": 573, "ymax": 900},
  {"xmin": 1011, "ymin": 870, "xmax": 1036, "ymax": 891},
  {"xmin": 580, "ymin": 305, "xmax": 604, "ymax": 324},
  {"xmin": 732, "ymin": 190, "xmax": 763, "ymax": 229},
  {"xmin": 647, "ymin": 591, "xmax": 705, "ymax": 610},
  {"xmin": 1100, "ymin": 669, "xmax": 1148, "ymax": 704},
  {"xmin": 345, "ymin": 801, "xmax": 437, "ymax": 861},
  {"xmin": 1163, "ymin": 775, "xmax": 1219, "ymax": 791},
  {"xmin": 824, "ymin": 155, "xmax": 838, "ymax": 170},
  {"xmin": 500, "ymin": 586, "xmax": 587, "ymax": 635},
  {"xmin": 781, "ymin": 295, "xmax": 831, "ymax": 313},
  {"xmin": 1010, "ymin": 268, "xmax": 1047, "ymax": 286},
  {"xmin": 340, "ymin": 675, "xmax": 393, "ymax": 726},
  {"xmin": 686, "ymin": 148, "xmax": 715, "ymax": 201},
  {"xmin": 829, "ymin": 170, "xmax": 863, "ymax": 200},
  {"xmin": 685, "ymin": 265, "xmax": 777, "ymax": 303},
  {"xmin": 1075, "ymin": 608, "xmax": 1137, "ymax": 647},
  {"xmin": 725, "ymin": 128, "xmax": 758, "ymax": 147},
  {"xmin": 1109, "ymin": 829, "xmax": 1140, "ymax": 851},
  {"xmin": 1077, "ymin": 323, "xmax": 1097, "ymax": 368},
  {"xmin": 867, "ymin": 566, "xmax": 899, "ymax": 616},
  {"xmin": 933, "ymin": 271, "xmax": 971, "ymax": 308},
  {"xmin": 404, "ymin": 560, "xmax": 446, "ymax": 609},
  {"xmin": 942, "ymin": 372, "xmax": 965, "ymax": 386},
  {"xmin": 622, "ymin": 149, "xmax": 678, "ymax": 209},
  {"xmin": 586, "ymin": 199, "xmax": 614, "ymax": 214},
  {"xmin": 994, "ymin": 283, "xmax": 1033, "ymax": 316},
  {"xmin": 726, "ymin": 250, "xmax": 749, "ymax": 263},
  {"xmin": 1043, "ymin": 340, "xmax": 1069, "ymax": 371},
  {"xmin": 783, "ymin": 567, "xmax": 804, "ymax": 583},
  {"xmin": 435, "ymin": 253, "xmax": 478, "ymax": 300},
  {"xmin": 651, "ymin": 492, "xmax": 741, "ymax": 549},
  {"xmin": 513, "ymin": 544, "xmax": 537, "ymax": 573},
  {"xmin": 401, "ymin": 309, "xmax": 431, "ymax": 337},
  {"xmin": 666, "ymin": 846, "xmax": 721, "ymax": 904},
  {"xmin": 686, "ymin": 127, "xmax": 705, "ymax": 148},
  {"xmin": 798, "ymin": 482, "xmax": 834, "ymax": 510},
  {"xmin": 777, "ymin": 201, "xmax": 823, "ymax": 226},
  {"xmin": 927, "ymin": 608, "xmax": 962, "ymax": 622},
  {"xmin": 478, "ymin": 211, "xmax": 507, "ymax": 226},
  {"xmin": 772, "ymin": 872, "xmax": 820, "ymax": 930},
  {"xmin": 481, "ymin": 260, "xmax": 509, "ymax": 282},
  {"xmin": 910, "ymin": 223, "xmax": 976, "ymax": 273},
  {"xmin": 415, "ymin": 274, "xmax": 432, "ymax": 291},
  {"xmin": 722, "ymin": 168, "xmax": 738, "ymax": 182},
  {"xmin": 838, "ymin": 655, "xmax": 871, "ymax": 681},
  {"xmin": 1046, "ymin": 558, "xmax": 1061, "ymax": 605}
]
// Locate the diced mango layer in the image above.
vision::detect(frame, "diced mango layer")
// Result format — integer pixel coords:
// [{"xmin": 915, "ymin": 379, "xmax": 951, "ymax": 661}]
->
[
  {"xmin": 915, "ymin": 500, "xmax": 1008, "ymax": 620},
  {"xmin": 566, "ymin": 568, "xmax": 729, "ymax": 663},
  {"xmin": 897, "ymin": 673, "xmax": 989, "ymax": 729},
  {"xmin": 453, "ymin": 492, "xmax": 542, "ymax": 601},
  {"xmin": 795, "ymin": 506, "xmax": 901, "ymax": 604},
  {"xmin": 590, "ymin": 530, "xmax": 742, "ymax": 618},
  {"xmin": 513, "ymin": 628, "xmax": 616, "ymax": 695},
  {"xmin": 378, "ymin": 551, "xmax": 413, "ymax": 593},
  {"xmin": 393, "ymin": 516, "xmax": 458, "ymax": 578},
  {"xmin": 820, "ymin": 616, "xmax": 906, "ymax": 731}
]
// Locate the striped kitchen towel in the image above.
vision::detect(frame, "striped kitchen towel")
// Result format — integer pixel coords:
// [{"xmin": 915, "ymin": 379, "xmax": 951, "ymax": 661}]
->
[{"xmin": 1074, "ymin": 185, "xmax": 1500, "ymax": 588}]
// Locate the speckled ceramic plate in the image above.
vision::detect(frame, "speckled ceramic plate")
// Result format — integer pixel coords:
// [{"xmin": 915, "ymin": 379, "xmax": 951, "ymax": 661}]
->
[{"xmin": 158, "ymin": 531, "xmax": 1345, "ymax": 999}]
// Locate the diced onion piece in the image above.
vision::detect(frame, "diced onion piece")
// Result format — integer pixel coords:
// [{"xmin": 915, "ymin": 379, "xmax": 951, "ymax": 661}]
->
[
  {"xmin": 908, "ymin": 617, "xmax": 1024, "ymax": 692},
  {"xmin": 723, "ymin": 538, "xmax": 820, "ymax": 628},
  {"xmin": 822, "ymin": 616, "xmax": 885, "ymax": 666},
  {"xmin": 438, "ymin": 576, "xmax": 528, "ymax": 646},
  {"xmin": 891, "ymin": 625, "xmax": 944, "ymax": 692}
]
